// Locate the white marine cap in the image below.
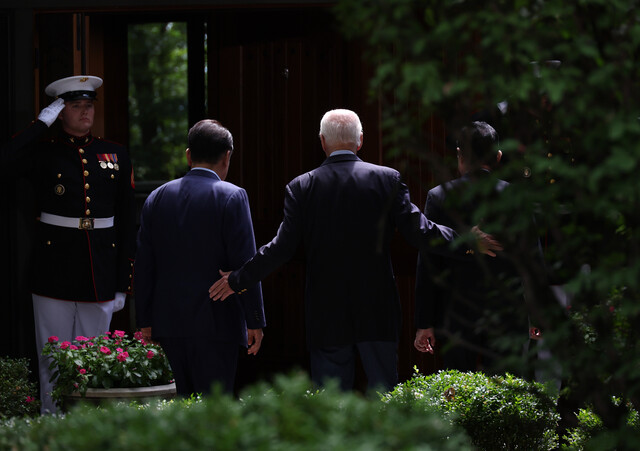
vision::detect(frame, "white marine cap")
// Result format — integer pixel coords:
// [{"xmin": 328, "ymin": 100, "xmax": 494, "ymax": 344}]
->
[{"xmin": 44, "ymin": 75, "xmax": 103, "ymax": 100}]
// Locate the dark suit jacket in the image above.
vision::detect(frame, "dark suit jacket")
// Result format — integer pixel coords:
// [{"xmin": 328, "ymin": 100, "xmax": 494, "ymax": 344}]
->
[
  {"xmin": 415, "ymin": 169, "xmax": 522, "ymax": 343},
  {"xmin": 135, "ymin": 169, "xmax": 265, "ymax": 346},
  {"xmin": 229, "ymin": 152, "xmax": 456, "ymax": 348},
  {"xmin": 1, "ymin": 121, "xmax": 136, "ymax": 302}
]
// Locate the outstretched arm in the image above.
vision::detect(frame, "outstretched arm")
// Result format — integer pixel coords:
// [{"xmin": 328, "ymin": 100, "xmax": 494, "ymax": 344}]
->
[
  {"xmin": 211, "ymin": 181, "xmax": 304, "ymax": 299},
  {"xmin": 393, "ymin": 177, "xmax": 502, "ymax": 257}
]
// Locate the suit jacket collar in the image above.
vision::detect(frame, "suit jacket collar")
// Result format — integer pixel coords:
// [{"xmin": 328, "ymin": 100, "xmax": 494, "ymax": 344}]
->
[
  {"xmin": 186, "ymin": 168, "xmax": 221, "ymax": 180},
  {"xmin": 461, "ymin": 168, "xmax": 491, "ymax": 181},
  {"xmin": 321, "ymin": 152, "xmax": 361, "ymax": 166}
]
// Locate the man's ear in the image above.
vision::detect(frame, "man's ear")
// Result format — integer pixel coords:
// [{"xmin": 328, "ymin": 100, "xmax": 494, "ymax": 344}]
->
[
  {"xmin": 319, "ymin": 134, "xmax": 327, "ymax": 151},
  {"xmin": 186, "ymin": 148, "xmax": 192, "ymax": 167},
  {"xmin": 496, "ymin": 150, "xmax": 503, "ymax": 163},
  {"xmin": 357, "ymin": 133, "xmax": 364, "ymax": 151}
]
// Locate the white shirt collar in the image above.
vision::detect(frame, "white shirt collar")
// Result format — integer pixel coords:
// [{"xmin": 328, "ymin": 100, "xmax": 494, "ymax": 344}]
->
[{"xmin": 329, "ymin": 150, "xmax": 356, "ymax": 157}]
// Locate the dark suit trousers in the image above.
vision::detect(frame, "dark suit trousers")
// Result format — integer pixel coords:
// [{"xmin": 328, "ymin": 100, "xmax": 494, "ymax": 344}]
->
[
  {"xmin": 159, "ymin": 338, "xmax": 239, "ymax": 396},
  {"xmin": 309, "ymin": 341, "xmax": 398, "ymax": 393}
]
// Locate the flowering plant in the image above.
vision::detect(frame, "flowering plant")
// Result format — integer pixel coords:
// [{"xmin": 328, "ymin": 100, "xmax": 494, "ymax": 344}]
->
[{"xmin": 42, "ymin": 330, "xmax": 173, "ymax": 405}]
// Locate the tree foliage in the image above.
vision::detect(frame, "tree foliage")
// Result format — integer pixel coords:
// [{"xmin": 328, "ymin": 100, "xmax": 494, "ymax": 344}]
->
[
  {"xmin": 128, "ymin": 22, "xmax": 189, "ymax": 181},
  {"xmin": 335, "ymin": 0, "xmax": 640, "ymax": 440}
]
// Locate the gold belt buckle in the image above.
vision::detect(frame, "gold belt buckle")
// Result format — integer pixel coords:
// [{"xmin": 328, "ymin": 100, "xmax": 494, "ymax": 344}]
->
[{"xmin": 79, "ymin": 218, "xmax": 94, "ymax": 230}]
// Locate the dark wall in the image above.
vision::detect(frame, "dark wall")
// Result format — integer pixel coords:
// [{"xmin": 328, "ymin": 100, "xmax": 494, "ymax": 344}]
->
[{"xmin": 0, "ymin": 11, "xmax": 38, "ymax": 373}]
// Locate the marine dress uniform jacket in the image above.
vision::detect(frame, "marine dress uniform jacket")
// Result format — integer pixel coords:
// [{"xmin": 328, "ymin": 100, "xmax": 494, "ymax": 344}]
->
[
  {"xmin": 228, "ymin": 153, "xmax": 455, "ymax": 348},
  {"xmin": 135, "ymin": 169, "xmax": 265, "ymax": 346},
  {"xmin": 1, "ymin": 120, "xmax": 136, "ymax": 302}
]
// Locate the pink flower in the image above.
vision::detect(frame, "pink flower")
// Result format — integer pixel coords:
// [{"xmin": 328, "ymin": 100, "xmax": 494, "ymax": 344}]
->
[
  {"xmin": 48, "ymin": 336, "xmax": 58, "ymax": 343},
  {"xmin": 70, "ymin": 345, "xmax": 79, "ymax": 350},
  {"xmin": 60, "ymin": 341, "xmax": 71, "ymax": 350},
  {"xmin": 609, "ymin": 306, "xmax": 615, "ymax": 313},
  {"xmin": 79, "ymin": 368, "xmax": 87, "ymax": 374},
  {"xmin": 75, "ymin": 336, "xmax": 90, "ymax": 341},
  {"xmin": 100, "ymin": 346, "xmax": 111, "ymax": 354},
  {"xmin": 26, "ymin": 396, "xmax": 34, "ymax": 403},
  {"xmin": 87, "ymin": 342, "xmax": 94, "ymax": 347},
  {"xmin": 116, "ymin": 348, "xmax": 124, "ymax": 353},
  {"xmin": 134, "ymin": 331, "xmax": 143, "ymax": 340},
  {"xmin": 117, "ymin": 352, "xmax": 129, "ymax": 362},
  {"xmin": 105, "ymin": 331, "xmax": 112, "ymax": 336},
  {"xmin": 113, "ymin": 330, "xmax": 125, "ymax": 338},
  {"xmin": 146, "ymin": 350, "xmax": 155, "ymax": 359}
]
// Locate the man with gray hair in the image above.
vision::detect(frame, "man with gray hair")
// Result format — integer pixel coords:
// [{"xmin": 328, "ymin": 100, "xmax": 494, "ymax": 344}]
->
[{"xmin": 209, "ymin": 109, "xmax": 501, "ymax": 392}]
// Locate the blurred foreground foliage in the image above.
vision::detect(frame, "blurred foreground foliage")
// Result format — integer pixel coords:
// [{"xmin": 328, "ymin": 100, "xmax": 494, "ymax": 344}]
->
[
  {"xmin": 335, "ymin": 0, "xmax": 640, "ymax": 443},
  {"xmin": 0, "ymin": 372, "xmax": 471, "ymax": 450}
]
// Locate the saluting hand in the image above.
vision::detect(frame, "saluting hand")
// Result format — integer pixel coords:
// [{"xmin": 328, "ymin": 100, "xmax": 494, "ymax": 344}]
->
[
  {"xmin": 37, "ymin": 98, "xmax": 65, "ymax": 127},
  {"xmin": 209, "ymin": 269, "xmax": 236, "ymax": 301}
]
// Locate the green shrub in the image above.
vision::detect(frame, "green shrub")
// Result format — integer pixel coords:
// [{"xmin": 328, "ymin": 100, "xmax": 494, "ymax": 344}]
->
[
  {"xmin": 0, "ymin": 357, "xmax": 40, "ymax": 419},
  {"xmin": 562, "ymin": 398, "xmax": 640, "ymax": 450},
  {"xmin": 384, "ymin": 369, "xmax": 559, "ymax": 450},
  {"xmin": 0, "ymin": 372, "xmax": 472, "ymax": 450}
]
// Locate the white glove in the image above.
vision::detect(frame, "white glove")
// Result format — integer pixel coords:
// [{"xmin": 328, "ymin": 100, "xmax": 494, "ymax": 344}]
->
[
  {"xmin": 113, "ymin": 292, "xmax": 126, "ymax": 312},
  {"xmin": 37, "ymin": 98, "xmax": 65, "ymax": 127}
]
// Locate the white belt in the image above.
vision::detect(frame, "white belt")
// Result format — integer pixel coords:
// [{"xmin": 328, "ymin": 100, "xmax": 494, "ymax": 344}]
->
[{"xmin": 39, "ymin": 212, "xmax": 114, "ymax": 230}]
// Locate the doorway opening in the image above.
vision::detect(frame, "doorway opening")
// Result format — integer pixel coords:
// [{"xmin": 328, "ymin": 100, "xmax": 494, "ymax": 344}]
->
[{"xmin": 128, "ymin": 21, "xmax": 195, "ymax": 182}]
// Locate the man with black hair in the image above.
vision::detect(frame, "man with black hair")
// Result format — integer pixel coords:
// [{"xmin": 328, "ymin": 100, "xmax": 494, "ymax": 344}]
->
[
  {"xmin": 414, "ymin": 121, "xmax": 528, "ymax": 372},
  {"xmin": 135, "ymin": 119, "xmax": 265, "ymax": 396}
]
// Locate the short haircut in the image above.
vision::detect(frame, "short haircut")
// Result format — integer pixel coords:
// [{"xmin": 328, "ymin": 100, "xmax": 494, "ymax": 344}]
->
[
  {"xmin": 187, "ymin": 119, "xmax": 234, "ymax": 164},
  {"xmin": 457, "ymin": 121, "xmax": 499, "ymax": 166},
  {"xmin": 319, "ymin": 109, "xmax": 362, "ymax": 147}
]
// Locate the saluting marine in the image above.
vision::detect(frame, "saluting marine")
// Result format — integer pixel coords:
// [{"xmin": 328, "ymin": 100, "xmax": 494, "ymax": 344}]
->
[{"xmin": 1, "ymin": 75, "xmax": 136, "ymax": 413}]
